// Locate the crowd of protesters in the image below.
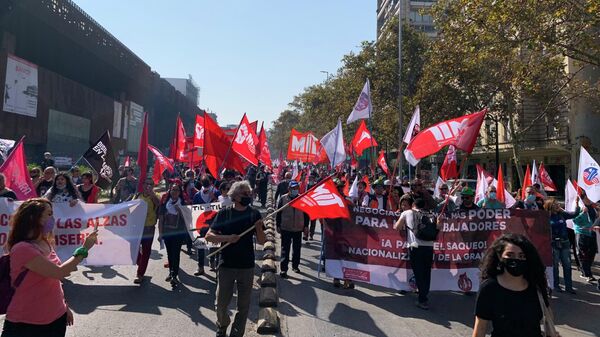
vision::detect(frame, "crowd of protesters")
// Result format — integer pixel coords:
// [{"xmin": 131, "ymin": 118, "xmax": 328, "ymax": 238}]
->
[{"xmin": 0, "ymin": 151, "xmax": 598, "ymax": 337}]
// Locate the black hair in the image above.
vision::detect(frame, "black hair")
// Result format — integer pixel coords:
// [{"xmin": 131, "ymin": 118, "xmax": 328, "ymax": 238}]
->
[
  {"xmin": 480, "ymin": 233, "xmax": 549, "ymax": 305},
  {"xmin": 48, "ymin": 172, "xmax": 79, "ymax": 201},
  {"xmin": 413, "ymin": 198, "xmax": 425, "ymax": 209}
]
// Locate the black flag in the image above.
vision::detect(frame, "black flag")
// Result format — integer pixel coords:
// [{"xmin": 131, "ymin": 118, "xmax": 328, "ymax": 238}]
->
[{"xmin": 83, "ymin": 131, "xmax": 118, "ymax": 189}]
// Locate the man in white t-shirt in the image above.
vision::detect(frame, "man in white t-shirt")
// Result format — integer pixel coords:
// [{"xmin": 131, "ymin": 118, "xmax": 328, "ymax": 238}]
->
[{"xmin": 394, "ymin": 198, "xmax": 442, "ymax": 310}]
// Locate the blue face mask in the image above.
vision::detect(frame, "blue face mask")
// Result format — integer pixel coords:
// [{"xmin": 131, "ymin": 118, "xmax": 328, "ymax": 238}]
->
[
  {"xmin": 526, "ymin": 194, "xmax": 536, "ymax": 203},
  {"xmin": 488, "ymin": 192, "xmax": 497, "ymax": 200},
  {"xmin": 290, "ymin": 189, "xmax": 299, "ymax": 197}
]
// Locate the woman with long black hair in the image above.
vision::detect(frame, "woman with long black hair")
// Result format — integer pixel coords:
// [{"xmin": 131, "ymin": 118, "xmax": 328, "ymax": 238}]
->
[
  {"xmin": 158, "ymin": 182, "xmax": 189, "ymax": 287},
  {"xmin": 43, "ymin": 172, "xmax": 81, "ymax": 207},
  {"xmin": 472, "ymin": 233, "xmax": 561, "ymax": 337}
]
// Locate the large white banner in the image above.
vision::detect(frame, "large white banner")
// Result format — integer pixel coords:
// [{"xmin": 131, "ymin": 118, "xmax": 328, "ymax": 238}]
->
[
  {"xmin": 3, "ymin": 54, "xmax": 38, "ymax": 117},
  {"xmin": 0, "ymin": 199, "xmax": 147, "ymax": 265}
]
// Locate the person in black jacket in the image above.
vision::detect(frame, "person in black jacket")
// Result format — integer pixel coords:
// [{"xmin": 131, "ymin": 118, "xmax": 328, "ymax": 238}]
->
[{"xmin": 275, "ymin": 172, "xmax": 292, "ymax": 202}]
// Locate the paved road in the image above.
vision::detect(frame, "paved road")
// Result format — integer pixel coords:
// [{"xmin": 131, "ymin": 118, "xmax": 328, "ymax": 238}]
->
[{"xmin": 277, "ymin": 228, "xmax": 600, "ymax": 337}]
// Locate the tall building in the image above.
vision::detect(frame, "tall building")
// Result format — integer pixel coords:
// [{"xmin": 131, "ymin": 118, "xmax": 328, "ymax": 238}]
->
[
  {"xmin": 376, "ymin": 0, "xmax": 437, "ymax": 39},
  {"xmin": 164, "ymin": 75, "xmax": 200, "ymax": 106}
]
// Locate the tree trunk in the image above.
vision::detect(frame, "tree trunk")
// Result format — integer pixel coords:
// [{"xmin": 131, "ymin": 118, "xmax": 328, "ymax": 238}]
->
[{"xmin": 508, "ymin": 109, "xmax": 524, "ymax": 186}]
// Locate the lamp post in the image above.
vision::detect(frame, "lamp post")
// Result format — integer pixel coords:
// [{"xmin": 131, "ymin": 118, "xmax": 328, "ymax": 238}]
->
[{"xmin": 320, "ymin": 70, "xmax": 332, "ymax": 82}]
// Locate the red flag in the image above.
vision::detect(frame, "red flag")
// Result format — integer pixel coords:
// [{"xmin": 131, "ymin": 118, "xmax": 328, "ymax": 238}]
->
[
  {"xmin": 249, "ymin": 120, "xmax": 259, "ymax": 134},
  {"xmin": 299, "ymin": 168, "xmax": 310, "ymax": 193},
  {"xmin": 123, "ymin": 156, "xmax": 131, "ymax": 167},
  {"xmin": 193, "ymin": 114, "xmax": 204, "ymax": 148},
  {"xmin": 362, "ymin": 175, "xmax": 371, "ymax": 193},
  {"xmin": 343, "ymin": 178, "xmax": 350, "ymax": 196},
  {"xmin": 521, "ymin": 165, "xmax": 531, "ymax": 199},
  {"xmin": 497, "ymin": 165, "xmax": 505, "ymax": 203},
  {"xmin": 440, "ymin": 145, "xmax": 458, "ymax": 180},
  {"xmin": 231, "ymin": 113, "xmax": 259, "ymax": 166},
  {"xmin": 351, "ymin": 120, "xmax": 378, "ymax": 156},
  {"xmin": 136, "ymin": 112, "xmax": 149, "ymax": 192},
  {"xmin": 174, "ymin": 116, "xmax": 188, "ymax": 162},
  {"xmin": 256, "ymin": 122, "xmax": 273, "ymax": 168},
  {"xmin": 203, "ymin": 113, "xmax": 246, "ymax": 177},
  {"xmin": 405, "ymin": 109, "xmax": 487, "ymax": 165},
  {"xmin": 377, "ymin": 151, "xmax": 390, "ymax": 176},
  {"xmin": 152, "ymin": 158, "xmax": 164, "ymax": 185},
  {"xmin": 289, "ymin": 177, "xmax": 350, "ymax": 220},
  {"xmin": 0, "ymin": 139, "xmax": 37, "ymax": 200},
  {"xmin": 538, "ymin": 163, "xmax": 557, "ymax": 192},
  {"xmin": 287, "ymin": 129, "xmax": 320, "ymax": 162},
  {"xmin": 148, "ymin": 145, "xmax": 175, "ymax": 174}
]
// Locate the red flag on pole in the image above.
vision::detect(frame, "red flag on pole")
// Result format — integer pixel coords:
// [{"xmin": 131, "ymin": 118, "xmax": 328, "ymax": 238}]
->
[
  {"xmin": 123, "ymin": 156, "xmax": 131, "ymax": 167},
  {"xmin": 377, "ymin": 151, "xmax": 390, "ymax": 176},
  {"xmin": 0, "ymin": 138, "xmax": 37, "ymax": 200},
  {"xmin": 289, "ymin": 177, "xmax": 350, "ymax": 220},
  {"xmin": 256, "ymin": 122, "xmax": 273, "ymax": 168},
  {"xmin": 231, "ymin": 113, "xmax": 259, "ymax": 166},
  {"xmin": 440, "ymin": 145, "xmax": 458, "ymax": 180},
  {"xmin": 151, "ymin": 158, "xmax": 164, "ymax": 185},
  {"xmin": 521, "ymin": 165, "xmax": 531, "ymax": 199},
  {"xmin": 174, "ymin": 116, "xmax": 188, "ymax": 162},
  {"xmin": 136, "ymin": 112, "xmax": 149, "ymax": 192},
  {"xmin": 361, "ymin": 175, "xmax": 371, "ymax": 193},
  {"xmin": 497, "ymin": 165, "xmax": 506, "ymax": 203},
  {"xmin": 249, "ymin": 120, "xmax": 259, "ymax": 134},
  {"xmin": 538, "ymin": 163, "xmax": 557, "ymax": 192},
  {"xmin": 404, "ymin": 109, "xmax": 487, "ymax": 166},
  {"xmin": 351, "ymin": 120, "xmax": 378, "ymax": 156},
  {"xmin": 148, "ymin": 145, "xmax": 175, "ymax": 174},
  {"xmin": 193, "ymin": 114, "xmax": 205, "ymax": 149},
  {"xmin": 203, "ymin": 113, "xmax": 247, "ymax": 177}
]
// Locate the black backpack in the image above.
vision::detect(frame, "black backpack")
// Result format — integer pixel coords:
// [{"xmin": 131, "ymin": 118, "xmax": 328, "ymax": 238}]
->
[{"xmin": 412, "ymin": 210, "xmax": 439, "ymax": 241}]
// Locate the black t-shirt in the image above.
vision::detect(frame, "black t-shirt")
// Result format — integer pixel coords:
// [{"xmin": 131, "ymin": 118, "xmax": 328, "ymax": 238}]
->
[
  {"xmin": 210, "ymin": 206, "xmax": 262, "ymax": 269},
  {"xmin": 475, "ymin": 278, "xmax": 542, "ymax": 337},
  {"xmin": 36, "ymin": 180, "xmax": 53, "ymax": 197},
  {"xmin": 0, "ymin": 189, "xmax": 17, "ymax": 199}
]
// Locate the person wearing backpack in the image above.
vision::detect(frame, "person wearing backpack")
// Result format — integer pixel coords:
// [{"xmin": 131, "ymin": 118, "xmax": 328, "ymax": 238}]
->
[
  {"xmin": 1, "ymin": 198, "xmax": 98, "ymax": 337},
  {"xmin": 394, "ymin": 198, "xmax": 443, "ymax": 310}
]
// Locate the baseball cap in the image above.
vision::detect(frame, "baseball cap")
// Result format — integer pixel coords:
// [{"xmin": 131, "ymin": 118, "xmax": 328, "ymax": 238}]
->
[
  {"xmin": 460, "ymin": 187, "xmax": 475, "ymax": 196},
  {"xmin": 289, "ymin": 181, "xmax": 299, "ymax": 188}
]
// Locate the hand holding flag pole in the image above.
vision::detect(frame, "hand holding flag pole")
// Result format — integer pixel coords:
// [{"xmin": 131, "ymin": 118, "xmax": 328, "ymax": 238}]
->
[{"xmin": 206, "ymin": 174, "xmax": 340, "ymax": 259}]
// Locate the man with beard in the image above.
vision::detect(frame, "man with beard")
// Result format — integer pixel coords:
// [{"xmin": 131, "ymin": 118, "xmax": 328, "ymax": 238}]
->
[
  {"xmin": 276, "ymin": 181, "xmax": 309, "ymax": 278},
  {"xmin": 408, "ymin": 179, "xmax": 436, "ymax": 211}
]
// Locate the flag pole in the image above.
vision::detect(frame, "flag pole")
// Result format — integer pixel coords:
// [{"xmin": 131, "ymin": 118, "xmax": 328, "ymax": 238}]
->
[
  {"xmin": 217, "ymin": 113, "xmax": 246, "ymax": 175},
  {"xmin": 205, "ymin": 173, "xmax": 337, "ymax": 258}
]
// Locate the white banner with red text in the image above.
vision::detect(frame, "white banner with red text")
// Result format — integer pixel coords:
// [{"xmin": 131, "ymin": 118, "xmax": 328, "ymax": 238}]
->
[
  {"xmin": 178, "ymin": 201, "xmax": 233, "ymax": 248},
  {"xmin": 0, "ymin": 199, "xmax": 147, "ymax": 266},
  {"xmin": 324, "ymin": 207, "xmax": 553, "ymax": 292}
]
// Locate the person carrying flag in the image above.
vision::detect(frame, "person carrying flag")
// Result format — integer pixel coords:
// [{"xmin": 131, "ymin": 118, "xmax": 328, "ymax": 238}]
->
[{"xmin": 276, "ymin": 181, "xmax": 309, "ymax": 278}]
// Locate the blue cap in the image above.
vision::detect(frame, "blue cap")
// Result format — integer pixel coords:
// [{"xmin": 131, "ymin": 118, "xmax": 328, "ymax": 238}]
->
[{"xmin": 289, "ymin": 181, "xmax": 299, "ymax": 188}]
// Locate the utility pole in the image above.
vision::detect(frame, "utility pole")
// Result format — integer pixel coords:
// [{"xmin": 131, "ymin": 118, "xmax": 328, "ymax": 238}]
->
[{"xmin": 397, "ymin": 7, "xmax": 404, "ymax": 174}]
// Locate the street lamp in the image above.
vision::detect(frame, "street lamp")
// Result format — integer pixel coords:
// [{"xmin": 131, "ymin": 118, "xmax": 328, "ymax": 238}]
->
[{"xmin": 320, "ymin": 70, "xmax": 332, "ymax": 81}]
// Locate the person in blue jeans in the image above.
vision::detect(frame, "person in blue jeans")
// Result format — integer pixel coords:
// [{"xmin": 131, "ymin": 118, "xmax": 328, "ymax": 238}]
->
[{"xmin": 544, "ymin": 198, "xmax": 579, "ymax": 294}]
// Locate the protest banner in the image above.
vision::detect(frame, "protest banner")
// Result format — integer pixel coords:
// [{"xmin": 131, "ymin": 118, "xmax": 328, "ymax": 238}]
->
[
  {"xmin": 0, "ymin": 199, "xmax": 147, "ymax": 266},
  {"xmin": 324, "ymin": 207, "xmax": 552, "ymax": 292}
]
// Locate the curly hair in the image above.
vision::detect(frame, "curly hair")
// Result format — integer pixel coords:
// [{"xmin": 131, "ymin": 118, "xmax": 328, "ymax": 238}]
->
[
  {"xmin": 7, "ymin": 198, "xmax": 52, "ymax": 250},
  {"xmin": 47, "ymin": 172, "xmax": 80, "ymax": 201},
  {"xmin": 480, "ymin": 233, "xmax": 549, "ymax": 305}
]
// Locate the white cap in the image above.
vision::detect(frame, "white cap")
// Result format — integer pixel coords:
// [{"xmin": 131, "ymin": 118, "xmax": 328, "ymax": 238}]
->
[{"xmin": 384, "ymin": 179, "xmax": 391, "ymax": 186}]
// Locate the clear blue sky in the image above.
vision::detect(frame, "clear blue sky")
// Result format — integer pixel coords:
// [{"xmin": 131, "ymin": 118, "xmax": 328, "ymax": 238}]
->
[{"xmin": 74, "ymin": 0, "xmax": 376, "ymax": 129}]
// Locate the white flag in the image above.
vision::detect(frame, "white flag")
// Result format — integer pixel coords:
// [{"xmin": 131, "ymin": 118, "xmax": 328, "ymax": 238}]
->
[
  {"xmin": 403, "ymin": 106, "xmax": 421, "ymax": 144},
  {"xmin": 475, "ymin": 167, "xmax": 489, "ymax": 204},
  {"xmin": 291, "ymin": 161, "xmax": 299, "ymax": 180},
  {"xmin": 320, "ymin": 119, "xmax": 346, "ymax": 167},
  {"xmin": 0, "ymin": 138, "xmax": 15, "ymax": 160},
  {"xmin": 531, "ymin": 160, "xmax": 540, "ymax": 185},
  {"xmin": 433, "ymin": 176, "xmax": 445, "ymax": 199},
  {"xmin": 577, "ymin": 146, "xmax": 600, "ymax": 202},
  {"xmin": 346, "ymin": 79, "xmax": 372, "ymax": 124},
  {"xmin": 348, "ymin": 175, "xmax": 359, "ymax": 200},
  {"xmin": 565, "ymin": 179, "xmax": 584, "ymax": 229}
]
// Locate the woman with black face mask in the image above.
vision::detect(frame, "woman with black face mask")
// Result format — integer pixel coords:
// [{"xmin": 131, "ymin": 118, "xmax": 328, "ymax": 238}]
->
[{"xmin": 473, "ymin": 233, "xmax": 561, "ymax": 337}]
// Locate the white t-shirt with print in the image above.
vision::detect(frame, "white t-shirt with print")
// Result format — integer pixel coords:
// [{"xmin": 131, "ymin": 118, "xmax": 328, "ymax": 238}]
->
[{"xmin": 400, "ymin": 209, "xmax": 434, "ymax": 248}]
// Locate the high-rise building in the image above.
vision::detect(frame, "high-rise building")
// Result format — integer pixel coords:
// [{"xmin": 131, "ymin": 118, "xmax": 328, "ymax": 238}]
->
[
  {"xmin": 376, "ymin": 0, "xmax": 437, "ymax": 39},
  {"xmin": 164, "ymin": 75, "xmax": 200, "ymax": 106}
]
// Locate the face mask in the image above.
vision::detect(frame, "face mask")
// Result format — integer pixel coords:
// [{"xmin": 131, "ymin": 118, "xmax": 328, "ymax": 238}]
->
[
  {"xmin": 43, "ymin": 216, "xmax": 55, "ymax": 235},
  {"xmin": 290, "ymin": 189, "xmax": 299, "ymax": 197},
  {"xmin": 239, "ymin": 196, "xmax": 252, "ymax": 206},
  {"xmin": 500, "ymin": 258, "xmax": 527, "ymax": 277},
  {"xmin": 526, "ymin": 194, "xmax": 536, "ymax": 203},
  {"xmin": 488, "ymin": 192, "xmax": 497, "ymax": 199}
]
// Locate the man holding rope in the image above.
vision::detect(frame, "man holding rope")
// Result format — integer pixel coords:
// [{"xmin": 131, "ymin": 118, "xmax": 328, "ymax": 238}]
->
[{"xmin": 205, "ymin": 180, "xmax": 266, "ymax": 337}]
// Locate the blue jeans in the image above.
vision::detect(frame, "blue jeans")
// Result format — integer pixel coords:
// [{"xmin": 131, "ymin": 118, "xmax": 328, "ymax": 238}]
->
[{"xmin": 552, "ymin": 239, "xmax": 573, "ymax": 290}]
